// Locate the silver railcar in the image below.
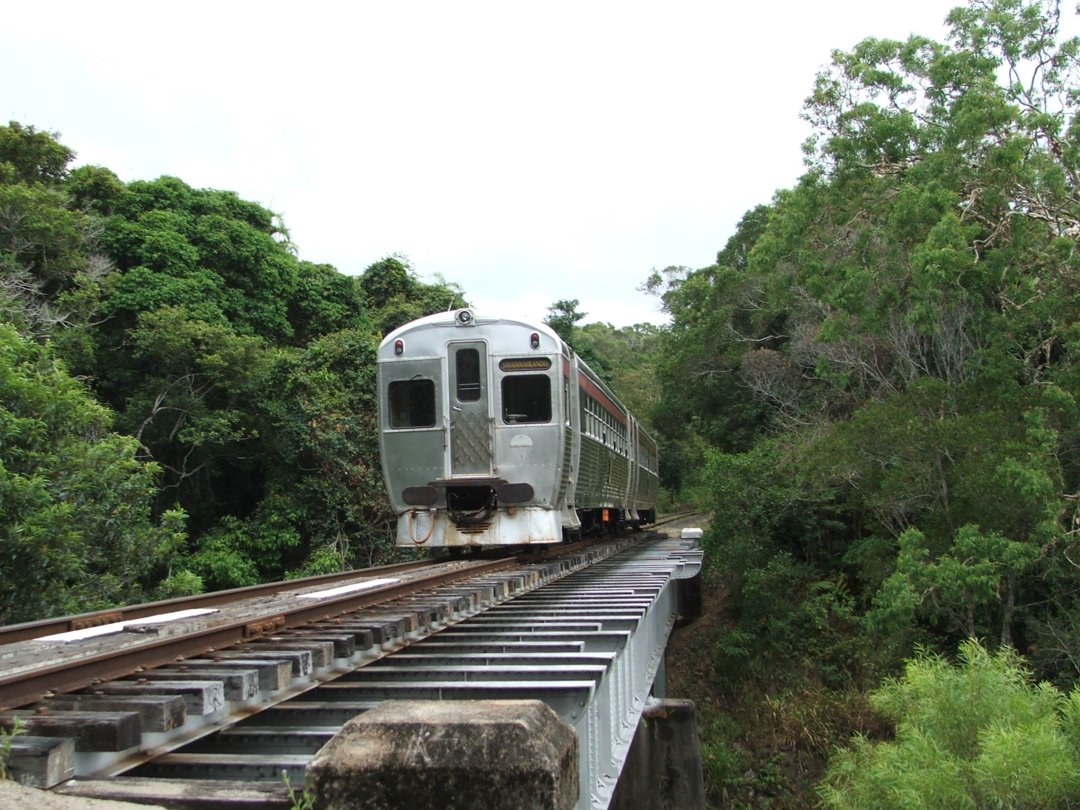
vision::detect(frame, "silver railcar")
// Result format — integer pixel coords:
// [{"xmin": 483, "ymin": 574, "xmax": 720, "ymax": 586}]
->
[{"xmin": 376, "ymin": 309, "xmax": 659, "ymax": 547}]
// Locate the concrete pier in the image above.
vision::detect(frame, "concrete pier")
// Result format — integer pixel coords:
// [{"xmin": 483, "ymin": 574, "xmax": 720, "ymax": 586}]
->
[
  {"xmin": 306, "ymin": 700, "xmax": 578, "ymax": 810},
  {"xmin": 610, "ymin": 698, "xmax": 705, "ymax": 810}
]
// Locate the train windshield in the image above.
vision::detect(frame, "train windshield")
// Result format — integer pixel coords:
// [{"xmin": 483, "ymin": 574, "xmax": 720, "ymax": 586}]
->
[
  {"xmin": 388, "ymin": 379, "xmax": 436, "ymax": 428},
  {"xmin": 502, "ymin": 374, "xmax": 551, "ymax": 423}
]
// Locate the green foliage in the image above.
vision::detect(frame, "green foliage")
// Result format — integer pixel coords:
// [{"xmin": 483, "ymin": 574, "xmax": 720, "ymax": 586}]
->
[
  {"xmin": 632, "ymin": 1, "xmax": 1080, "ymax": 805},
  {"xmin": 544, "ymin": 298, "xmax": 587, "ymax": 345},
  {"xmin": 0, "ymin": 183, "xmax": 92, "ymax": 288},
  {"xmin": 645, "ymin": 0, "xmax": 1080, "ymax": 695},
  {"xmin": 66, "ymin": 165, "xmax": 126, "ymax": 215},
  {"xmin": 358, "ymin": 256, "xmax": 466, "ymax": 335},
  {"xmin": 288, "ymin": 261, "xmax": 368, "ymax": 344},
  {"xmin": 0, "ymin": 129, "xmax": 102, "ymax": 338},
  {"xmin": 0, "ymin": 716, "xmax": 27, "ymax": 781},
  {"xmin": 94, "ymin": 177, "xmax": 299, "ymax": 342},
  {"xmin": 282, "ymin": 769, "xmax": 315, "ymax": 810},
  {"xmin": 0, "ymin": 122, "xmax": 443, "ymax": 609},
  {"xmin": 188, "ymin": 527, "xmax": 263, "ymax": 589},
  {"xmin": 286, "ymin": 545, "xmax": 347, "ymax": 579},
  {"xmin": 152, "ymin": 569, "xmax": 204, "ymax": 600},
  {"xmin": 574, "ymin": 320, "xmax": 663, "ymax": 421},
  {"xmin": 0, "ymin": 324, "xmax": 186, "ymax": 622},
  {"xmin": 870, "ymin": 524, "xmax": 1040, "ymax": 645},
  {"xmin": 698, "ymin": 711, "xmax": 748, "ymax": 803},
  {"xmin": 699, "ymin": 442, "xmax": 876, "ymax": 685},
  {"xmin": 0, "ymin": 121, "xmax": 73, "ymax": 186},
  {"xmin": 819, "ymin": 640, "xmax": 1080, "ymax": 808},
  {"xmin": 260, "ymin": 327, "xmax": 398, "ymax": 571}
]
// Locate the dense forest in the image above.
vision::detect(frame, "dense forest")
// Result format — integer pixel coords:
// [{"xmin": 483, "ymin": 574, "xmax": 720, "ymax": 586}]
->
[
  {"xmin": 4, "ymin": 0, "xmax": 1080, "ymax": 805},
  {"xmin": 654, "ymin": 0, "xmax": 1080, "ymax": 805},
  {"xmin": 0, "ymin": 120, "xmax": 479, "ymax": 620}
]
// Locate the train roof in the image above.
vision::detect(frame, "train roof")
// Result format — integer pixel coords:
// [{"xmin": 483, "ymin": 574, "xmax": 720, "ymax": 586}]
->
[{"xmin": 379, "ymin": 309, "xmax": 565, "ymax": 351}]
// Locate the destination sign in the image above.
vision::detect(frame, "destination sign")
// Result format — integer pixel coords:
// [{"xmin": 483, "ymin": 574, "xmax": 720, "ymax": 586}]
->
[{"xmin": 499, "ymin": 357, "xmax": 553, "ymax": 372}]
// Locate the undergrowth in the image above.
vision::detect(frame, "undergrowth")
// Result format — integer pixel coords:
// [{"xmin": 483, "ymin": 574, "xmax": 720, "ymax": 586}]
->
[{"xmin": 666, "ymin": 567, "xmax": 891, "ymax": 807}]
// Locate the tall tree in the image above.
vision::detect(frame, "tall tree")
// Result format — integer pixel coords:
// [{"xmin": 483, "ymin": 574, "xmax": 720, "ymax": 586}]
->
[
  {"xmin": 544, "ymin": 298, "xmax": 587, "ymax": 345},
  {"xmin": 358, "ymin": 255, "xmax": 467, "ymax": 335},
  {"xmin": 0, "ymin": 324, "xmax": 185, "ymax": 621},
  {"xmin": 654, "ymin": 0, "xmax": 1080, "ymax": 680},
  {"xmin": 0, "ymin": 121, "xmax": 74, "ymax": 185}
]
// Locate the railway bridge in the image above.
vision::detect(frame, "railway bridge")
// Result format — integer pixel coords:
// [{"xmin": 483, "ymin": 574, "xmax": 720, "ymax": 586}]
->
[{"xmin": 0, "ymin": 529, "xmax": 703, "ymax": 810}]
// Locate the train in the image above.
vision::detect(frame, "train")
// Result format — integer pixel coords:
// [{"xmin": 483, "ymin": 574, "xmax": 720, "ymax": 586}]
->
[{"xmin": 376, "ymin": 309, "xmax": 659, "ymax": 548}]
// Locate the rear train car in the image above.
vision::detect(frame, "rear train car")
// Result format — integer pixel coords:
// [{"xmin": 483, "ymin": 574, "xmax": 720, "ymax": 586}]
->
[{"xmin": 376, "ymin": 309, "xmax": 658, "ymax": 548}]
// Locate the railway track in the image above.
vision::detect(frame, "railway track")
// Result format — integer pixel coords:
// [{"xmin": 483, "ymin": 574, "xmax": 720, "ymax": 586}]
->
[
  {"xmin": 0, "ymin": 558, "xmax": 443, "ymax": 647},
  {"xmin": 0, "ymin": 555, "xmax": 525, "ymax": 712},
  {"xmin": 0, "ymin": 528, "xmax": 702, "ymax": 808}
]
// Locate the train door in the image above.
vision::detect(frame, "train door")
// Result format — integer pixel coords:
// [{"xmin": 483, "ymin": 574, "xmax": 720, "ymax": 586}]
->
[{"xmin": 448, "ymin": 341, "xmax": 492, "ymax": 476}]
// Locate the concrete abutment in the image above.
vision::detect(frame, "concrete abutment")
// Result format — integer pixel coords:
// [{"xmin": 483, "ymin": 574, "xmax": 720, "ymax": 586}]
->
[
  {"xmin": 306, "ymin": 697, "xmax": 704, "ymax": 810},
  {"xmin": 306, "ymin": 700, "xmax": 579, "ymax": 810}
]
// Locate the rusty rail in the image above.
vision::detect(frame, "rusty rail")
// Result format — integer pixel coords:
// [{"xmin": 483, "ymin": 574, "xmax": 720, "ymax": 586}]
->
[
  {"xmin": 0, "ymin": 557, "xmax": 519, "ymax": 710},
  {"xmin": 0, "ymin": 559, "xmax": 439, "ymax": 646}
]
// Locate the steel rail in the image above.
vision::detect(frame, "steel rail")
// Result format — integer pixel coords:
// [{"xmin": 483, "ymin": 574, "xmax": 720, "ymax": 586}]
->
[
  {"xmin": 0, "ymin": 558, "xmax": 440, "ymax": 646},
  {"xmin": 651, "ymin": 510, "xmax": 702, "ymax": 529},
  {"xmin": 0, "ymin": 557, "xmax": 520, "ymax": 711}
]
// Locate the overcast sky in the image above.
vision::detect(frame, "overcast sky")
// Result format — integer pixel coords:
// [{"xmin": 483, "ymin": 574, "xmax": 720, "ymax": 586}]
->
[{"xmin": 3, "ymin": 1, "xmax": 964, "ymax": 327}]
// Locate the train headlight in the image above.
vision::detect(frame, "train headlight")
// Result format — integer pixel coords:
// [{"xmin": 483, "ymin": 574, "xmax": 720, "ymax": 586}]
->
[
  {"xmin": 394, "ymin": 339, "xmax": 404, "ymax": 355},
  {"xmin": 530, "ymin": 332, "xmax": 540, "ymax": 349},
  {"xmin": 455, "ymin": 309, "xmax": 474, "ymax": 326}
]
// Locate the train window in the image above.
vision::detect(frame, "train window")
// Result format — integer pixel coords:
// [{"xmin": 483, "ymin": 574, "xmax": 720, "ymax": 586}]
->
[
  {"xmin": 388, "ymin": 379, "xmax": 436, "ymax": 428},
  {"xmin": 502, "ymin": 375, "xmax": 551, "ymax": 423},
  {"xmin": 455, "ymin": 348, "xmax": 482, "ymax": 402}
]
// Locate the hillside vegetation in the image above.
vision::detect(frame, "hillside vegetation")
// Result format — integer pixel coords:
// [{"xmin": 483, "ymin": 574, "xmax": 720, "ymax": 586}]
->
[
  {"xmin": 0, "ymin": 120, "xmax": 474, "ymax": 620},
  {"xmin": 655, "ymin": 0, "xmax": 1080, "ymax": 804}
]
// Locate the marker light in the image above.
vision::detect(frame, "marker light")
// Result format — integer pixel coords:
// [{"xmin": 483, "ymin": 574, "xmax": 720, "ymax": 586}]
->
[
  {"xmin": 530, "ymin": 332, "xmax": 540, "ymax": 349},
  {"xmin": 394, "ymin": 339, "xmax": 404, "ymax": 355}
]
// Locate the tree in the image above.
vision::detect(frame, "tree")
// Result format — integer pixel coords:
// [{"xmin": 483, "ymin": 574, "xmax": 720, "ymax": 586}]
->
[
  {"xmin": 114, "ymin": 307, "xmax": 275, "ymax": 533},
  {"xmin": 544, "ymin": 298, "xmax": 587, "ymax": 345},
  {"xmin": 0, "ymin": 122, "xmax": 464, "ymax": 609},
  {"xmin": 358, "ymin": 256, "xmax": 467, "ymax": 335},
  {"xmin": 643, "ymin": 0, "xmax": 1080, "ymax": 802},
  {"xmin": 265, "ymin": 328, "xmax": 397, "ymax": 572},
  {"xmin": 575, "ymin": 321, "xmax": 664, "ymax": 421},
  {"xmin": 0, "ymin": 121, "xmax": 74, "ymax": 186},
  {"xmin": 0, "ymin": 122, "xmax": 108, "ymax": 337},
  {"xmin": 637, "ymin": 16, "xmax": 1080, "ymax": 765},
  {"xmin": 287, "ymin": 261, "xmax": 368, "ymax": 344},
  {"xmin": 0, "ymin": 324, "xmax": 186, "ymax": 622},
  {"xmin": 93, "ymin": 177, "xmax": 300, "ymax": 342}
]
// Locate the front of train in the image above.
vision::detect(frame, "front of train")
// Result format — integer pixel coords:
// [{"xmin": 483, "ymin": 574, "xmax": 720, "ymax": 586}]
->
[{"xmin": 376, "ymin": 309, "xmax": 571, "ymax": 547}]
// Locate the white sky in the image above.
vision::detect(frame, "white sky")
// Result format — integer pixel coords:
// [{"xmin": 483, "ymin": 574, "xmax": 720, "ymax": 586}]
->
[{"xmin": 2, "ymin": 1, "xmax": 963, "ymax": 327}]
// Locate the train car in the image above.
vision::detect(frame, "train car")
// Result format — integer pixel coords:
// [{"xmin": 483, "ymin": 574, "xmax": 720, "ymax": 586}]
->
[{"xmin": 376, "ymin": 309, "xmax": 658, "ymax": 548}]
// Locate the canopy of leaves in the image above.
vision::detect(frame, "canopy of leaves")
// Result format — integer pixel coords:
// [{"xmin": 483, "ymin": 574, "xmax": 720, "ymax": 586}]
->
[
  {"xmin": 641, "ymin": 1, "xmax": 1080, "ymax": 803},
  {"xmin": 0, "ymin": 121, "xmax": 74, "ymax": 185},
  {"xmin": 358, "ymin": 256, "xmax": 467, "ymax": 336},
  {"xmin": 651, "ymin": 0, "xmax": 1080, "ymax": 694},
  {"xmin": 0, "ymin": 118, "xmax": 489, "ymax": 613},
  {"xmin": 0, "ymin": 324, "xmax": 184, "ymax": 620}
]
